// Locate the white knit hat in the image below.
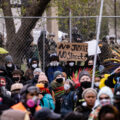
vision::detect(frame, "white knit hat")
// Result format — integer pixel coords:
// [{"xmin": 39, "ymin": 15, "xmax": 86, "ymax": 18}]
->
[
  {"xmin": 97, "ymin": 86, "xmax": 113, "ymax": 102},
  {"xmin": 33, "ymin": 68, "xmax": 42, "ymax": 75}
]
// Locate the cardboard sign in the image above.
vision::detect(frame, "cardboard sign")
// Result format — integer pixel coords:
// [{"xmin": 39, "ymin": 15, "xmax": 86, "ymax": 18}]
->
[{"xmin": 57, "ymin": 42, "xmax": 88, "ymax": 61}]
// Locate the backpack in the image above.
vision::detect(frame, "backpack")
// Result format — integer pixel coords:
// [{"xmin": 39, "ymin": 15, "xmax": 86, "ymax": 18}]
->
[{"xmin": 42, "ymin": 93, "xmax": 55, "ymax": 110}]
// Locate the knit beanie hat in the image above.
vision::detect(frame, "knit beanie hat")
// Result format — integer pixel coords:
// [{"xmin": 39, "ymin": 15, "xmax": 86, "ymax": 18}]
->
[
  {"xmin": 97, "ymin": 86, "xmax": 113, "ymax": 102},
  {"xmin": 5, "ymin": 55, "xmax": 13, "ymax": 63},
  {"xmin": 82, "ymin": 88, "xmax": 97, "ymax": 99},
  {"xmin": 33, "ymin": 68, "xmax": 42, "ymax": 75},
  {"xmin": 79, "ymin": 71, "xmax": 91, "ymax": 82},
  {"xmin": 11, "ymin": 83, "xmax": 23, "ymax": 92},
  {"xmin": 53, "ymin": 71, "xmax": 63, "ymax": 79},
  {"xmin": 30, "ymin": 57, "xmax": 39, "ymax": 65},
  {"xmin": 38, "ymin": 72, "xmax": 48, "ymax": 82}
]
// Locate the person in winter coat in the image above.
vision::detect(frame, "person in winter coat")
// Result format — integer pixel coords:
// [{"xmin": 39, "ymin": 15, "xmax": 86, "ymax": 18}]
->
[
  {"xmin": 0, "ymin": 80, "xmax": 14, "ymax": 112},
  {"xmin": 24, "ymin": 69, "xmax": 34, "ymax": 84},
  {"xmin": 32, "ymin": 68, "xmax": 42, "ymax": 85},
  {"xmin": 105, "ymin": 66, "xmax": 120, "ymax": 91},
  {"xmin": 0, "ymin": 66, "xmax": 12, "ymax": 90},
  {"xmin": 4, "ymin": 55, "xmax": 19, "ymax": 79},
  {"xmin": 60, "ymin": 80, "xmax": 78, "ymax": 116},
  {"xmin": 50, "ymin": 71, "xmax": 65, "ymax": 113},
  {"xmin": 37, "ymin": 72, "xmax": 49, "ymax": 87},
  {"xmin": 76, "ymin": 71, "xmax": 92, "ymax": 106},
  {"xmin": 36, "ymin": 83, "xmax": 55, "ymax": 110},
  {"xmin": 11, "ymin": 83, "xmax": 23, "ymax": 104},
  {"xmin": 45, "ymin": 54, "xmax": 63, "ymax": 83},
  {"xmin": 75, "ymin": 88, "xmax": 97, "ymax": 120},
  {"xmin": 25, "ymin": 68, "xmax": 42, "ymax": 85},
  {"xmin": 37, "ymin": 72, "xmax": 55, "ymax": 102},
  {"xmin": 0, "ymin": 76, "xmax": 11, "ymax": 98},
  {"xmin": 11, "ymin": 85, "xmax": 41, "ymax": 120},
  {"xmin": 12, "ymin": 69, "xmax": 24, "ymax": 84},
  {"xmin": 28, "ymin": 57, "xmax": 39, "ymax": 71},
  {"xmin": 88, "ymin": 86, "xmax": 113, "ymax": 120}
]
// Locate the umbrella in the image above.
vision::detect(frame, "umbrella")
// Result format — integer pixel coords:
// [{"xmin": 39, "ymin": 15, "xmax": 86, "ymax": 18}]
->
[{"xmin": 0, "ymin": 47, "xmax": 8, "ymax": 54}]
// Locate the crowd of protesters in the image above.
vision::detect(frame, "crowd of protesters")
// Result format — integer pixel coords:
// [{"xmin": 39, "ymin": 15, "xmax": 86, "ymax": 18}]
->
[{"xmin": 0, "ymin": 33, "xmax": 120, "ymax": 120}]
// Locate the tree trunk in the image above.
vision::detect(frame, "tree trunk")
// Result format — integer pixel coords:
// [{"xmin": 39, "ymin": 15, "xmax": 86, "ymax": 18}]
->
[{"xmin": 1, "ymin": 0, "xmax": 51, "ymax": 66}]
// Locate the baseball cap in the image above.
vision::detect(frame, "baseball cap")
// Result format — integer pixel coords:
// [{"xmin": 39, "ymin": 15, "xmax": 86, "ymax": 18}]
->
[{"xmin": 34, "ymin": 108, "xmax": 61, "ymax": 120}]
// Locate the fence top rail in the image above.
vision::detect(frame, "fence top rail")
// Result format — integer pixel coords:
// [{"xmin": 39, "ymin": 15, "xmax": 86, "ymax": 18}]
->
[{"xmin": 1, "ymin": 16, "xmax": 120, "ymax": 19}]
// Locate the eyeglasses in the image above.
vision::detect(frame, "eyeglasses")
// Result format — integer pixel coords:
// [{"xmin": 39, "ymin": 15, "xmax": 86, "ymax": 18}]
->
[{"xmin": 99, "ymin": 96, "xmax": 110, "ymax": 100}]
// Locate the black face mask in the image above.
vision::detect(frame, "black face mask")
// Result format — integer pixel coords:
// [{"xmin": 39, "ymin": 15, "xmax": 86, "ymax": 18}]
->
[
  {"xmin": 81, "ymin": 81, "xmax": 91, "ymax": 88},
  {"xmin": 13, "ymin": 77, "xmax": 20, "ymax": 82},
  {"xmin": 34, "ymin": 75, "xmax": 39, "ymax": 80},
  {"xmin": 33, "ymin": 75, "xmax": 39, "ymax": 84},
  {"xmin": 11, "ymin": 93, "xmax": 20, "ymax": 103},
  {"xmin": 6, "ymin": 64, "xmax": 14, "ymax": 69},
  {"xmin": 88, "ymin": 65, "xmax": 93, "ymax": 68},
  {"xmin": 44, "ymin": 83, "xmax": 48, "ymax": 88},
  {"xmin": 56, "ymin": 78, "xmax": 63, "ymax": 83},
  {"xmin": 114, "ymin": 102, "xmax": 120, "ymax": 112}
]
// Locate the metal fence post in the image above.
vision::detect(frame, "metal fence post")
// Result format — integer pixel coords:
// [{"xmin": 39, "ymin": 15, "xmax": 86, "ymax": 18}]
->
[
  {"xmin": 42, "ymin": 30, "xmax": 46, "ymax": 72},
  {"xmin": 96, "ymin": 16, "xmax": 99, "ymax": 33},
  {"xmin": 91, "ymin": 0, "xmax": 104, "ymax": 88},
  {"xmin": 69, "ymin": 9, "xmax": 72, "ymax": 43}
]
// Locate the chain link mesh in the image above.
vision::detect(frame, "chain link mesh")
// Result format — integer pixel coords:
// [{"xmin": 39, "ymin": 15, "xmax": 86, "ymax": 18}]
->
[{"xmin": 0, "ymin": 16, "xmax": 119, "ymax": 73}]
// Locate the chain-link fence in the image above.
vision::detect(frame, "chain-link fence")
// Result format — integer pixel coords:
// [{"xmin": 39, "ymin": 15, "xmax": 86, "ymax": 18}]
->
[{"xmin": 0, "ymin": 16, "xmax": 120, "ymax": 74}]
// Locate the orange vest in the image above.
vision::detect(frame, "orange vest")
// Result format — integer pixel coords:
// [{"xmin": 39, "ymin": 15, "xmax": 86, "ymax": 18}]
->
[{"xmin": 11, "ymin": 102, "xmax": 41, "ymax": 112}]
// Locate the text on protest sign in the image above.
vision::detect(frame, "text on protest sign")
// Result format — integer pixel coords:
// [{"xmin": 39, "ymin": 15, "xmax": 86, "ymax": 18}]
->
[{"xmin": 57, "ymin": 42, "xmax": 88, "ymax": 61}]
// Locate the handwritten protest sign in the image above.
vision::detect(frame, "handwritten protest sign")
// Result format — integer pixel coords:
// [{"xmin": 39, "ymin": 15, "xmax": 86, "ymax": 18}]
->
[{"xmin": 57, "ymin": 42, "xmax": 88, "ymax": 61}]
